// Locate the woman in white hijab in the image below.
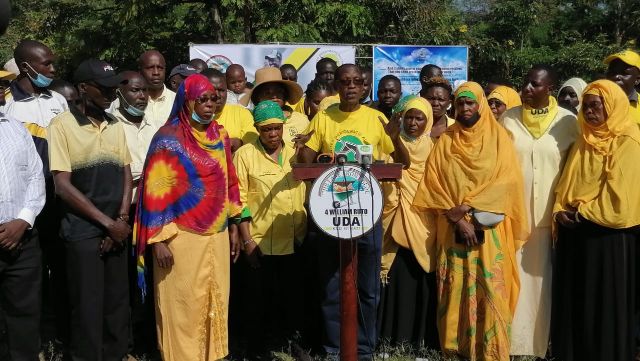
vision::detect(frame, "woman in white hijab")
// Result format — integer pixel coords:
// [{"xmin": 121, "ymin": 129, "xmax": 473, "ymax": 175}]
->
[{"xmin": 558, "ymin": 77, "xmax": 588, "ymax": 114}]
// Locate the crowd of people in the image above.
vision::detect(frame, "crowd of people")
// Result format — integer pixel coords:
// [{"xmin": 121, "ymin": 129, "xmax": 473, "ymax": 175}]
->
[{"xmin": 0, "ymin": 38, "xmax": 639, "ymax": 361}]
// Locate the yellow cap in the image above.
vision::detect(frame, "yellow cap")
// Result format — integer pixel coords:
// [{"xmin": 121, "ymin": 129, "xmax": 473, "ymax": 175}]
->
[
  {"xmin": 0, "ymin": 70, "xmax": 16, "ymax": 80},
  {"xmin": 604, "ymin": 49, "xmax": 640, "ymax": 68}
]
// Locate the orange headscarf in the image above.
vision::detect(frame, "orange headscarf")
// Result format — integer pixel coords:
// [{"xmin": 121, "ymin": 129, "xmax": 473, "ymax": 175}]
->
[
  {"xmin": 488, "ymin": 85, "xmax": 522, "ymax": 110},
  {"xmin": 413, "ymin": 81, "xmax": 528, "ymax": 246},
  {"xmin": 553, "ymin": 79, "xmax": 640, "ymax": 229}
]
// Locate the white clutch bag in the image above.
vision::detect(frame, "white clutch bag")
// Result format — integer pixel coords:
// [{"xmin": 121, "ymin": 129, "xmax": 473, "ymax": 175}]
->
[{"xmin": 472, "ymin": 210, "xmax": 505, "ymax": 229}]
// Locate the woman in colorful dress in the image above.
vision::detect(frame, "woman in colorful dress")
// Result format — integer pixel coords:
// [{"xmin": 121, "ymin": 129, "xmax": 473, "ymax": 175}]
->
[
  {"xmin": 413, "ymin": 82, "xmax": 528, "ymax": 361},
  {"xmin": 134, "ymin": 74, "xmax": 246, "ymax": 361}
]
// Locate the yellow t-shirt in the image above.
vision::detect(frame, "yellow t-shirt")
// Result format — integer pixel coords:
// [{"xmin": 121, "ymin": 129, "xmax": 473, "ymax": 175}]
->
[
  {"xmin": 305, "ymin": 104, "xmax": 394, "ymax": 161},
  {"xmin": 233, "ymin": 140, "xmax": 307, "ymax": 255},
  {"xmin": 630, "ymin": 101, "xmax": 640, "ymax": 124},
  {"xmin": 288, "ymin": 97, "xmax": 306, "ymax": 115},
  {"xmin": 318, "ymin": 94, "xmax": 340, "ymax": 111},
  {"xmin": 282, "ymin": 111, "xmax": 309, "ymax": 148},
  {"xmin": 215, "ymin": 104, "xmax": 258, "ymax": 145}
]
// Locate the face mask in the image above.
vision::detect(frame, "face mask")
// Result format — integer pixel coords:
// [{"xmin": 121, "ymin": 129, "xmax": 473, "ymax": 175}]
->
[
  {"xmin": 25, "ymin": 63, "xmax": 53, "ymax": 88},
  {"xmin": 192, "ymin": 111, "xmax": 213, "ymax": 124},
  {"xmin": 117, "ymin": 90, "xmax": 146, "ymax": 117}
]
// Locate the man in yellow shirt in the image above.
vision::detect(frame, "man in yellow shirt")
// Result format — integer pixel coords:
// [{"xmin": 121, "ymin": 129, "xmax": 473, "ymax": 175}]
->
[
  {"xmin": 201, "ymin": 68, "xmax": 257, "ymax": 151},
  {"xmin": 296, "ymin": 64, "xmax": 408, "ymax": 360},
  {"xmin": 233, "ymin": 100, "xmax": 306, "ymax": 358},
  {"xmin": 605, "ymin": 49, "xmax": 640, "ymax": 123}
]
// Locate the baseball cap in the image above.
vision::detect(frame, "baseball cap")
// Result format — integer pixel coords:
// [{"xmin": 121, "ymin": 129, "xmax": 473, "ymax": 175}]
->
[
  {"xmin": 169, "ymin": 64, "xmax": 197, "ymax": 79},
  {"xmin": 604, "ymin": 49, "xmax": 640, "ymax": 69},
  {"xmin": 73, "ymin": 58, "xmax": 123, "ymax": 87}
]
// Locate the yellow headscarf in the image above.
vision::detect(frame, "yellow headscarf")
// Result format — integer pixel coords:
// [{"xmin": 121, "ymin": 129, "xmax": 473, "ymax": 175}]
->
[
  {"xmin": 401, "ymin": 97, "xmax": 434, "ymax": 139},
  {"xmin": 553, "ymin": 79, "xmax": 640, "ymax": 229},
  {"xmin": 381, "ymin": 97, "xmax": 435, "ymax": 280},
  {"xmin": 413, "ymin": 81, "xmax": 528, "ymax": 246},
  {"xmin": 487, "ymin": 85, "xmax": 522, "ymax": 110}
]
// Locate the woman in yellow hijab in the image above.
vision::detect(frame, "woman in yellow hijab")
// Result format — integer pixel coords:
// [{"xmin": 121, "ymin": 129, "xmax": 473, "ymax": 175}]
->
[
  {"xmin": 413, "ymin": 82, "xmax": 528, "ymax": 361},
  {"xmin": 551, "ymin": 79, "xmax": 640, "ymax": 361},
  {"xmin": 379, "ymin": 96, "xmax": 438, "ymax": 349},
  {"xmin": 487, "ymin": 85, "xmax": 522, "ymax": 119}
]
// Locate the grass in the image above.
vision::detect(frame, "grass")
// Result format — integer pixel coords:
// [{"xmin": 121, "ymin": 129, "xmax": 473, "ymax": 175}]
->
[{"xmin": 40, "ymin": 341, "xmax": 542, "ymax": 361}]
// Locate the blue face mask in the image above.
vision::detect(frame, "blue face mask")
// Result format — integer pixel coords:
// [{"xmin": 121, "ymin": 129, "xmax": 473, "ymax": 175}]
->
[
  {"xmin": 117, "ymin": 90, "xmax": 146, "ymax": 117},
  {"xmin": 25, "ymin": 63, "xmax": 53, "ymax": 88},
  {"xmin": 192, "ymin": 111, "xmax": 213, "ymax": 124}
]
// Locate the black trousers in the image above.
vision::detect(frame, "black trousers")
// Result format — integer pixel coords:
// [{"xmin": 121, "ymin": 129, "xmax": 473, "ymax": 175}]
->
[
  {"xmin": 0, "ymin": 229, "xmax": 42, "ymax": 361},
  {"xmin": 65, "ymin": 237, "xmax": 129, "ymax": 361},
  {"xmin": 240, "ymin": 253, "xmax": 301, "ymax": 355}
]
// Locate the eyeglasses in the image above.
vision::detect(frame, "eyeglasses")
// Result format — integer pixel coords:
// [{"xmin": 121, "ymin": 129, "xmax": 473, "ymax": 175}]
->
[
  {"xmin": 195, "ymin": 95, "xmax": 218, "ymax": 104},
  {"xmin": 338, "ymin": 78, "xmax": 364, "ymax": 86}
]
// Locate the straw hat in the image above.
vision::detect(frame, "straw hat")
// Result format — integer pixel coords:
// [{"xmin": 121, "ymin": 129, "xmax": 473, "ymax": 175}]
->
[{"xmin": 241, "ymin": 67, "xmax": 303, "ymax": 106}]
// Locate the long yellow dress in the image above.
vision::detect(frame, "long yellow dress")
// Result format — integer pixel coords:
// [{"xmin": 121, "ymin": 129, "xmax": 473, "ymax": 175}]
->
[
  {"xmin": 413, "ymin": 82, "xmax": 528, "ymax": 361},
  {"xmin": 151, "ymin": 225, "xmax": 231, "ymax": 361}
]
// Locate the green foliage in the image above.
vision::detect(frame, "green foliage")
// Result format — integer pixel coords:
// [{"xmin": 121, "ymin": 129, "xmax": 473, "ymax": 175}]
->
[{"xmin": 1, "ymin": 0, "xmax": 637, "ymax": 87}]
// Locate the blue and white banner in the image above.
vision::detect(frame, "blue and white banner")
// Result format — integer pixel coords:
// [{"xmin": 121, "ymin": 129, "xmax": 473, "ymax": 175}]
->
[{"xmin": 372, "ymin": 45, "xmax": 469, "ymax": 100}]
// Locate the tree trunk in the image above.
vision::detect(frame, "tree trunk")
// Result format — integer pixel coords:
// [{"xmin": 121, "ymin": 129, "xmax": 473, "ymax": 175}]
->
[
  {"xmin": 242, "ymin": 0, "xmax": 256, "ymax": 43},
  {"xmin": 211, "ymin": 0, "xmax": 224, "ymax": 43},
  {"xmin": 614, "ymin": 0, "xmax": 623, "ymax": 45}
]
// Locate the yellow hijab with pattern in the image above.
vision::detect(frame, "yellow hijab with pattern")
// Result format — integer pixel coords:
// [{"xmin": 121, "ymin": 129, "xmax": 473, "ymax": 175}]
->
[{"xmin": 553, "ymin": 79, "xmax": 640, "ymax": 229}]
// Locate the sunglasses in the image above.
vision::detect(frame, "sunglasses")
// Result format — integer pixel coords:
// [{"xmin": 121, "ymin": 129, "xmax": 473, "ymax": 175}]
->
[
  {"xmin": 195, "ymin": 95, "xmax": 218, "ymax": 104},
  {"xmin": 338, "ymin": 78, "xmax": 364, "ymax": 86}
]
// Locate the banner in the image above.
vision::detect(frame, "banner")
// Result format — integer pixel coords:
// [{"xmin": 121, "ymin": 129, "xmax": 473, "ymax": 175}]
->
[
  {"xmin": 189, "ymin": 44, "xmax": 356, "ymax": 90},
  {"xmin": 372, "ymin": 45, "xmax": 469, "ymax": 101}
]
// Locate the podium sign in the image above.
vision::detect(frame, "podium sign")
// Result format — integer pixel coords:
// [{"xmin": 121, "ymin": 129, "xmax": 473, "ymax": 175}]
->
[{"xmin": 309, "ymin": 165, "xmax": 383, "ymax": 240}]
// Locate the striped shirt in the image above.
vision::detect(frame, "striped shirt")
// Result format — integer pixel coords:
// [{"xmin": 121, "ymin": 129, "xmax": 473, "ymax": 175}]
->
[{"xmin": 0, "ymin": 112, "xmax": 46, "ymax": 226}]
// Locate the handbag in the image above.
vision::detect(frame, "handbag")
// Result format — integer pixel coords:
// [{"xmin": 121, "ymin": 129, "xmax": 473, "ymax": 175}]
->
[{"xmin": 471, "ymin": 210, "xmax": 505, "ymax": 229}]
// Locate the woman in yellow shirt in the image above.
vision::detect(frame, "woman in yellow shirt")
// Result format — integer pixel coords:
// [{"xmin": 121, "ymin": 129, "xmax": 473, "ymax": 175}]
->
[
  {"xmin": 552, "ymin": 79, "xmax": 640, "ymax": 361},
  {"xmin": 378, "ymin": 97, "xmax": 439, "ymax": 349},
  {"xmin": 413, "ymin": 82, "xmax": 528, "ymax": 361},
  {"xmin": 232, "ymin": 100, "xmax": 307, "ymax": 358}
]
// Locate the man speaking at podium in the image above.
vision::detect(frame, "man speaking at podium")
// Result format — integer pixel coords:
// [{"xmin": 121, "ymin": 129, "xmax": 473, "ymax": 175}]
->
[{"xmin": 296, "ymin": 64, "xmax": 408, "ymax": 360}]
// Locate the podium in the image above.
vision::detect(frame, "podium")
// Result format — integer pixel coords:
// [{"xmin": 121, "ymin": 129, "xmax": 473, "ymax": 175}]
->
[{"xmin": 293, "ymin": 163, "xmax": 402, "ymax": 361}]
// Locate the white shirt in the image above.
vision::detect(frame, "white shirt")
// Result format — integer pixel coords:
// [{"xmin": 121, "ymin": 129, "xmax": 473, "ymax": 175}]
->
[
  {"xmin": 0, "ymin": 112, "xmax": 45, "ymax": 226},
  {"xmin": 500, "ymin": 106, "xmax": 579, "ymax": 229},
  {"xmin": 3, "ymin": 84, "xmax": 68, "ymax": 128},
  {"xmin": 112, "ymin": 108, "xmax": 161, "ymax": 201}
]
